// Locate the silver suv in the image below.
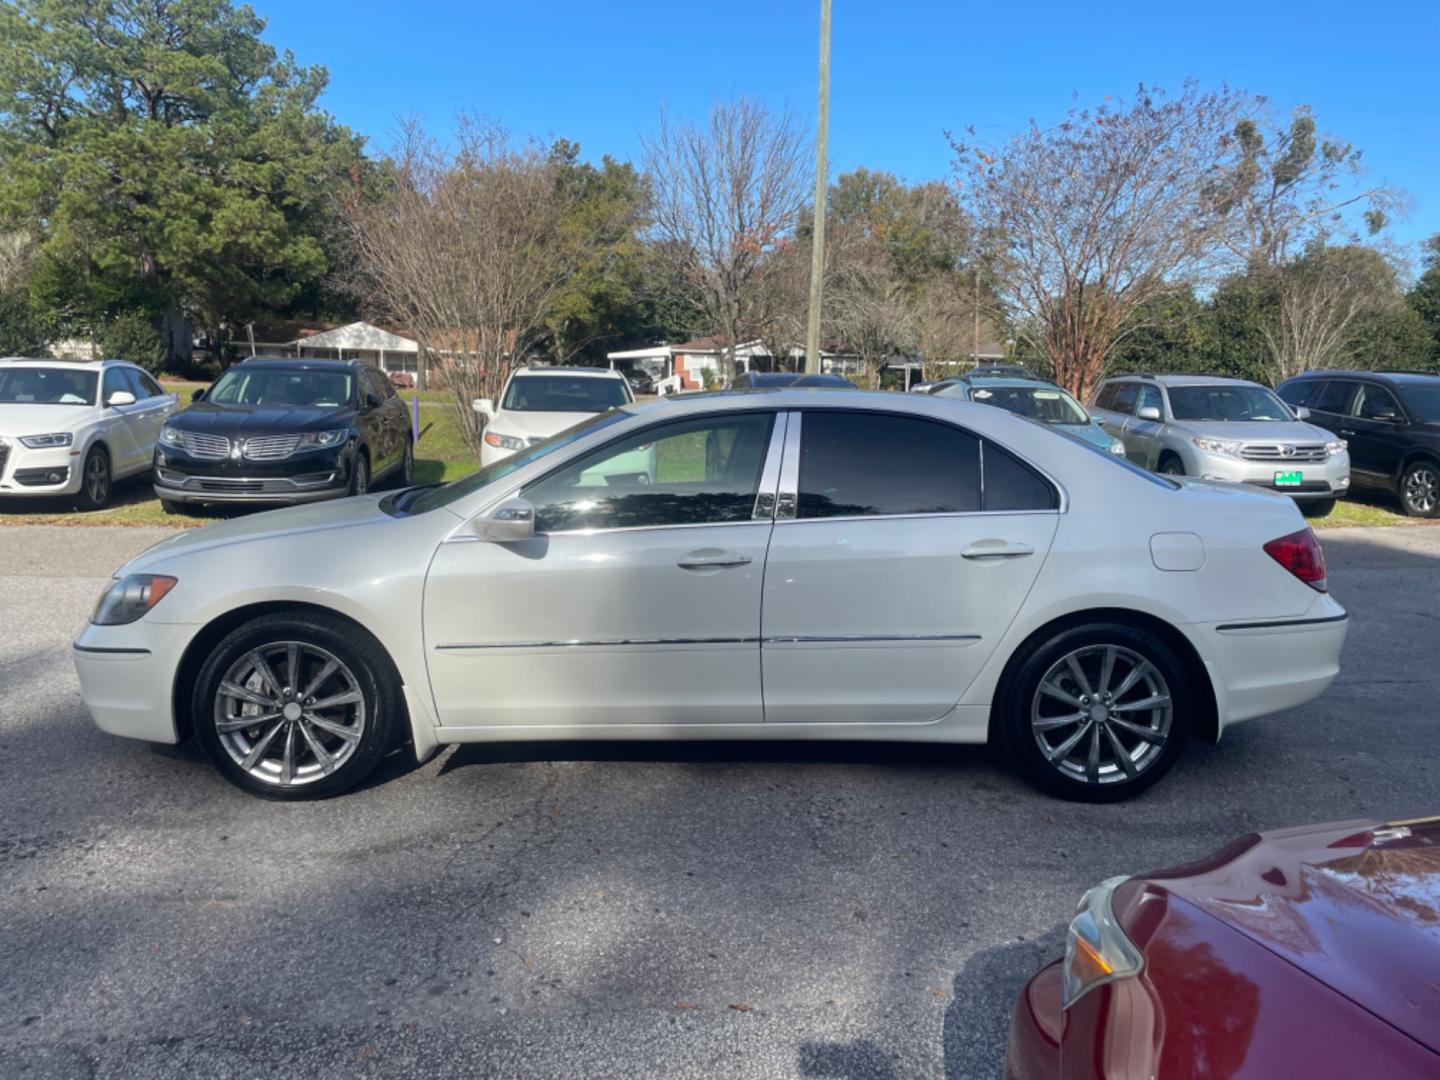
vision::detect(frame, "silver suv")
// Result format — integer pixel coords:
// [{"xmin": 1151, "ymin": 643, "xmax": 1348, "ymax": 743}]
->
[{"xmin": 1088, "ymin": 374, "xmax": 1351, "ymax": 513}]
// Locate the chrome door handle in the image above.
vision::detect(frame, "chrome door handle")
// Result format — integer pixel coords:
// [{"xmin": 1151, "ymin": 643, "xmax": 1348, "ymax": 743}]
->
[
  {"xmin": 678, "ymin": 551, "xmax": 753, "ymax": 570},
  {"xmin": 961, "ymin": 541, "xmax": 1035, "ymax": 561},
  {"xmin": 1339, "ymin": 429, "xmax": 1355, "ymax": 437}
]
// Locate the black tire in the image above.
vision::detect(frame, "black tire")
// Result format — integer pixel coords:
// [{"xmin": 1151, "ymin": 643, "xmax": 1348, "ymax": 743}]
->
[
  {"xmin": 191, "ymin": 611, "xmax": 405, "ymax": 800},
  {"xmin": 1157, "ymin": 454, "xmax": 1185, "ymax": 477},
  {"xmin": 73, "ymin": 446, "xmax": 112, "ymax": 511},
  {"xmin": 1399, "ymin": 460, "xmax": 1440, "ymax": 518},
  {"xmin": 160, "ymin": 498, "xmax": 185, "ymax": 515},
  {"xmin": 995, "ymin": 622, "xmax": 1191, "ymax": 803},
  {"xmin": 1301, "ymin": 498, "xmax": 1336, "ymax": 519},
  {"xmin": 348, "ymin": 449, "xmax": 370, "ymax": 497},
  {"xmin": 394, "ymin": 437, "xmax": 414, "ymax": 489}
]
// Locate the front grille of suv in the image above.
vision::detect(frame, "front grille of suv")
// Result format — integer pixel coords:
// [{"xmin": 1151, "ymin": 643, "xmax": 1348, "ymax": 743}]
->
[
  {"xmin": 242, "ymin": 434, "xmax": 302, "ymax": 460},
  {"xmin": 182, "ymin": 431, "xmax": 231, "ymax": 459},
  {"xmin": 1240, "ymin": 444, "xmax": 1327, "ymax": 463}
]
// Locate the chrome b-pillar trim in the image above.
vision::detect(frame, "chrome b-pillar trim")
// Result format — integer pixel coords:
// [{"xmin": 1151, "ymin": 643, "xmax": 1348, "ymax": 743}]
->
[
  {"xmin": 752, "ymin": 412, "xmax": 790, "ymax": 520},
  {"xmin": 775, "ymin": 411, "xmax": 803, "ymax": 520}
]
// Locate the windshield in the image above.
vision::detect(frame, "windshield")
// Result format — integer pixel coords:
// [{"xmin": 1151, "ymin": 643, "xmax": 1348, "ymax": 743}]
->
[
  {"xmin": 403, "ymin": 410, "xmax": 630, "ymax": 514},
  {"xmin": 970, "ymin": 385, "xmax": 1088, "ymax": 424},
  {"xmin": 1400, "ymin": 385, "xmax": 1440, "ymax": 424},
  {"xmin": 1168, "ymin": 385, "xmax": 1292, "ymax": 422},
  {"xmin": 208, "ymin": 367, "xmax": 354, "ymax": 408},
  {"xmin": 501, "ymin": 374, "xmax": 630, "ymax": 413},
  {"xmin": 0, "ymin": 367, "xmax": 98, "ymax": 406}
]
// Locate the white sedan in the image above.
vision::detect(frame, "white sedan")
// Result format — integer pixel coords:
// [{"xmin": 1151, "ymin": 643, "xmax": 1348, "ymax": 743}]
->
[{"xmin": 74, "ymin": 390, "xmax": 1348, "ymax": 801}]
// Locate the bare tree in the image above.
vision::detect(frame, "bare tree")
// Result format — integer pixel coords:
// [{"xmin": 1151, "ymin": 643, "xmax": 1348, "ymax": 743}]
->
[
  {"xmin": 1260, "ymin": 243, "xmax": 1408, "ymax": 381},
  {"xmin": 345, "ymin": 118, "xmax": 605, "ymax": 455},
  {"xmin": 827, "ymin": 226, "xmax": 918, "ymax": 388},
  {"xmin": 1213, "ymin": 107, "xmax": 1404, "ymax": 268},
  {"xmin": 642, "ymin": 97, "xmax": 810, "ymax": 376},
  {"xmin": 953, "ymin": 83, "xmax": 1254, "ymax": 400}
]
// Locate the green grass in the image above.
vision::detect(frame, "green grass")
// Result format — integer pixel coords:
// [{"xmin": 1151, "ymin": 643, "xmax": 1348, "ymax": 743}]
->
[{"xmin": 1314, "ymin": 493, "xmax": 1428, "ymax": 529}]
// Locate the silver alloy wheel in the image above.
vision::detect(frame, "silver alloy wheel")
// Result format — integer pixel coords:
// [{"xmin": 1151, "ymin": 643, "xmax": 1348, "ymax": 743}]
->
[
  {"xmin": 84, "ymin": 451, "xmax": 109, "ymax": 505},
  {"xmin": 1031, "ymin": 644, "xmax": 1173, "ymax": 785},
  {"xmin": 214, "ymin": 641, "xmax": 366, "ymax": 787},
  {"xmin": 353, "ymin": 455, "xmax": 369, "ymax": 495},
  {"xmin": 1404, "ymin": 465, "xmax": 1438, "ymax": 515}
]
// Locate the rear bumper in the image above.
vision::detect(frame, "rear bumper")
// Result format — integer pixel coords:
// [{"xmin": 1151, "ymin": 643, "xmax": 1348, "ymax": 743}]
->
[
  {"xmin": 1004, "ymin": 962, "xmax": 1063, "ymax": 1080},
  {"xmin": 1194, "ymin": 600, "xmax": 1349, "ymax": 730}
]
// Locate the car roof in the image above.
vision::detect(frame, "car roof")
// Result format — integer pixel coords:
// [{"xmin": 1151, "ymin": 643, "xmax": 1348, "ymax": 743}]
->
[
  {"xmin": 1282, "ymin": 369, "xmax": 1440, "ymax": 385},
  {"xmin": 510, "ymin": 366, "xmax": 625, "ymax": 379},
  {"xmin": 232, "ymin": 357, "xmax": 366, "ymax": 372},
  {"xmin": 963, "ymin": 375, "xmax": 1065, "ymax": 390},
  {"xmin": 0, "ymin": 357, "xmax": 138, "ymax": 369},
  {"xmin": 1106, "ymin": 374, "xmax": 1263, "ymax": 388}
]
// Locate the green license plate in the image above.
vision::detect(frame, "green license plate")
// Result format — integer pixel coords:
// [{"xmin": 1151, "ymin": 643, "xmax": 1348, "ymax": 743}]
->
[{"xmin": 1273, "ymin": 470, "xmax": 1303, "ymax": 487}]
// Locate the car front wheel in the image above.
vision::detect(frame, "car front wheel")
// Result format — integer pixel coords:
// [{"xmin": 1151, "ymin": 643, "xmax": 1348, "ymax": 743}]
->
[
  {"xmin": 996, "ymin": 623, "xmax": 1190, "ymax": 802},
  {"xmin": 349, "ymin": 451, "xmax": 370, "ymax": 497},
  {"xmin": 192, "ymin": 612, "xmax": 404, "ymax": 799},
  {"xmin": 73, "ymin": 446, "xmax": 112, "ymax": 510}
]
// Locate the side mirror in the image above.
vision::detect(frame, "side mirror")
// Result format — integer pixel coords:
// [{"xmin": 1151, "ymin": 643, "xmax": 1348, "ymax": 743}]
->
[
  {"xmin": 472, "ymin": 398, "xmax": 495, "ymax": 419},
  {"xmin": 1374, "ymin": 410, "xmax": 1401, "ymax": 423},
  {"xmin": 1292, "ymin": 406, "xmax": 1311, "ymax": 421},
  {"xmin": 106, "ymin": 390, "xmax": 137, "ymax": 408},
  {"xmin": 191, "ymin": 387, "xmax": 207, "ymax": 403},
  {"xmin": 1136, "ymin": 405, "xmax": 1162, "ymax": 422},
  {"xmin": 472, "ymin": 497, "xmax": 535, "ymax": 543}
]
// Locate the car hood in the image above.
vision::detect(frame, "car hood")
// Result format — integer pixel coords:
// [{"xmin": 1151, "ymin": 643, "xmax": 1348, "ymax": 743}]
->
[
  {"xmin": 120, "ymin": 494, "xmax": 393, "ymax": 575},
  {"xmin": 168, "ymin": 402, "xmax": 358, "ymax": 436},
  {"xmin": 490, "ymin": 411, "xmax": 598, "ymax": 441},
  {"xmin": 1177, "ymin": 419, "xmax": 1335, "ymax": 443},
  {"xmin": 1142, "ymin": 815, "xmax": 1440, "ymax": 1054},
  {"xmin": 0, "ymin": 403, "xmax": 94, "ymax": 438}
]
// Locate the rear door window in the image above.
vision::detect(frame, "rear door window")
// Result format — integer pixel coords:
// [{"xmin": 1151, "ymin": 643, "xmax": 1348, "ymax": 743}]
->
[{"xmin": 1109, "ymin": 383, "xmax": 1140, "ymax": 415}]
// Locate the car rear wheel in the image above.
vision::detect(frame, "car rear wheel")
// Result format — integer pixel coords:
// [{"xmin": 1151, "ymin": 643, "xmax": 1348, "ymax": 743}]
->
[
  {"xmin": 1301, "ymin": 498, "xmax": 1336, "ymax": 518},
  {"xmin": 997, "ymin": 623, "xmax": 1190, "ymax": 802},
  {"xmin": 192, "ymin": 612, "xmax": 405, "ymax": 799},
  {"xmin": 73, "ymin": 446, "xmax": 111, "ymax": 511},
  {"xmin": 1400, "ymin": 461, "xmax": 1440, "ymax": 518}
]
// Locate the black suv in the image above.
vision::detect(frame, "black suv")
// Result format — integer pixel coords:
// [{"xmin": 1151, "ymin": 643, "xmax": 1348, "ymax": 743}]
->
[
  {"xmin": 1276, "ymin": 370, "xmax": 1440, "ymax": 517},
  {"xmin": 154, "ymin": 358, "xmax": 414, "ymax": 511}
]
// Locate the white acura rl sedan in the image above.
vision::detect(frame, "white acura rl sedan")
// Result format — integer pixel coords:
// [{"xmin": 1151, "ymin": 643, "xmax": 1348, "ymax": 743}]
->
[{"xmin": 74, "ymin": 390, "xmax": 1347, "ymax": 802}]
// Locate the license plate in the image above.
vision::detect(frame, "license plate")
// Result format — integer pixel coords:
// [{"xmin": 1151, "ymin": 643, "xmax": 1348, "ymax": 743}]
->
[{"xmin": 1273, "ymin": 470, "xmax": 1303, "ymax": 487}]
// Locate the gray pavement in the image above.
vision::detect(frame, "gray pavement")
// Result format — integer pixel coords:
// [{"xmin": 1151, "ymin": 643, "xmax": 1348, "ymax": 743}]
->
[{"xmin": 1, "ymin": 523, "xmax": 1438, "ymax": 1079}]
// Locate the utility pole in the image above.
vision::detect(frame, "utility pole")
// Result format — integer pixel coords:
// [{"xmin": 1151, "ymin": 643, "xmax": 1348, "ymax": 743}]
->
[
  {"xmin": 804, "ymin": 0, "xmax": 832, "ymax": 375},
  {"xmin": 972, "ymin": 262, "xmax": 980, "ymax": 370}
]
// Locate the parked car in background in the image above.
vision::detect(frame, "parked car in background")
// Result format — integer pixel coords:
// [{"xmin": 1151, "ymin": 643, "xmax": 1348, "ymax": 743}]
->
[
  {"xmin": 153, "ymin": 358, "xmax": 412, "ymax": 511},
  {"xmin": 933, "ymin": 371, "xmax": 1124, "ymax": 456},
  {"xmin": 1089, "ymin": 374, "xmax": 1350, "ymax": 516},
  {"xmin": 624, "ymin": 369, "xmax": 656, "ymax": 395},
  {"xmin": 1277, "ymin": 370, "xmax": 1440, "ymax": 518},
  {"xmin": 1006, "ymin": 813, "xmax": 1440, "ymax": 1078},
  {"xmin": 473, "ymin": 366, "xmax": 634, "ymax": 467},
  {"xmin": 75, "ymin": 390, "xmax": 1345, "ymax": 801},
  {"xmin": 0, "ymin": 358, "xmax": 177, "ymax": 510},
  {"xmin": 728, "ymin": 371, "xmax": 856, "ymax": 389}
]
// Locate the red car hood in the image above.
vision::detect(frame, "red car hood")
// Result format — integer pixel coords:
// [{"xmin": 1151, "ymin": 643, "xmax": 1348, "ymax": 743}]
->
[{"xmin": 1143, "ymin": 815, "xmax": 1440, "ymax": 1055}]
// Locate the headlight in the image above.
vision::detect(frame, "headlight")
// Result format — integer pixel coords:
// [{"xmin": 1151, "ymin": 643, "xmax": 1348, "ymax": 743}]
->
[
  {"xmin": 295, "ymin": 429, "xmax": 348, "ymax": 450},
  {"xmin": 1326, "ymin": 440, "xmax": 1347, "ymax": 457},
  {"xmin": 1109, "ymin": 439, "xmax": 1125, "ymax": 455},
  {"xmin": 91, "ymin": 574, "xmax": 178, "ymax": 626},
  {"xmin": 1192, "ymin": 436, "xmax": 1243, "ymax": 457},
  {"xmin": 484, "ymin": 430, "xmax": 525, "ymax": 450},
  {"xmin": 18, "ymin": 432, "xmax": 73, "ymax": 449},
  {"xmin": 1062, "ymin": 876, "xmax": 1144, "ymax": 1008},
  {"xmin": 160, "ymin": 427, "xmax": 186, "ymax": 447}
]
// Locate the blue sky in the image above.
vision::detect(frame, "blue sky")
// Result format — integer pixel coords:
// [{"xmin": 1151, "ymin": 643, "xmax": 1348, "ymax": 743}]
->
[{"xmin": 265, "ymin": 0, "xmax": 1439, "ymax": 264}]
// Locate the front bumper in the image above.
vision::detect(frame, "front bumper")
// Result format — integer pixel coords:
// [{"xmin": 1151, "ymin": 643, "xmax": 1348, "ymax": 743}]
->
[
  {"xmin": 73, "ymin": 619, "xmax": 195, "ymax": 743},
  {"xmin": 1188, "ymin": 449, "xmax": 1350, "ymax": 500},
  {"xmin": 0, "ymin": 439, "xmax": 82, "ymax": 497},
  {"xmin": 154, "ymin": 445, "xmax": 351, "ymax": 505}
]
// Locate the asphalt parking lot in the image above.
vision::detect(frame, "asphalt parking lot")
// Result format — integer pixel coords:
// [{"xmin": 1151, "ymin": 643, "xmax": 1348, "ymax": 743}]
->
[{"xmin": 2, "ymin": 523, "xmax": 1438, "ymax": 1079}]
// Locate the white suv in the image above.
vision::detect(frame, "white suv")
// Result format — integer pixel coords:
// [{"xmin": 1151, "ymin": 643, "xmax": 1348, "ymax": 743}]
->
[
  {"xmin": 0, "ymin": 358, "xmax": 178, "ymax": 509},
  {"xmin": 472, "ymin": 366, "xmax": 634, "ymax": 467}
]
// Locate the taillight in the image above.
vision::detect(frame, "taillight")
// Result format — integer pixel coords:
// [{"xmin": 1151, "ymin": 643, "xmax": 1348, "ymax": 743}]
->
[{"xmin": 1263, "ymin": 528, "xmax": 1328, "ymax": 592}]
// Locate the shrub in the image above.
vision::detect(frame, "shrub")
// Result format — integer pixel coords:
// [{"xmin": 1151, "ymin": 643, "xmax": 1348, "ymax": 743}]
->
[{"xmin": 98, "ymin": 311, "xmax": 166, "ymax": 373}]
